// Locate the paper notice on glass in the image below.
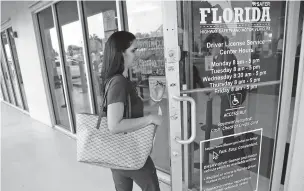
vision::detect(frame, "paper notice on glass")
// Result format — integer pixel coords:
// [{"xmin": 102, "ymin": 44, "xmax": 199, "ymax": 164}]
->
[
  {"xmin": 148, "ymin": 76, "xmax": 167, "ymax": 101},
  {"xmin": 205, "ymin": 56, "xmax": 213, "ymax": 71},
  {"xmin": 103, "ymin": 10, "xmax": 116, "ymax": 31}
]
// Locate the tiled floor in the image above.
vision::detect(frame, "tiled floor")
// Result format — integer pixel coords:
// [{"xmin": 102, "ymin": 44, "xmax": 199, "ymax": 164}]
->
[{"xmin": 1, "ymin": 102, "xmax": 142, "ymax": 191}]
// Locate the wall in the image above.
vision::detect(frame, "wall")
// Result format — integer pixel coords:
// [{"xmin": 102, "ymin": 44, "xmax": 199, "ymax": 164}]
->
[{"xmin": 1, "ymin": 1, "xmax": 53, "ymax": 126}]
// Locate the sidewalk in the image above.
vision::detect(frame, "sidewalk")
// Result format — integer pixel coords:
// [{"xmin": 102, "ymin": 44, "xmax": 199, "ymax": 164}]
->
[{"xmin": 1, "ymin": 102, "xmax": 141, "ymax": 191}]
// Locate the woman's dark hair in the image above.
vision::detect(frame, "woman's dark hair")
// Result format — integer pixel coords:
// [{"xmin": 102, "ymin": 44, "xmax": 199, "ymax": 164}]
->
[
  {"xmin": 204, "ymin": 33, "xmax": 229, "ymax": 50},
  {"xmin": 100, "ymin": 31, "xmax": 136, "ymax": 93},
  {"xmin": 204, "ymin": 33, "xmax": 226, "ymax": 45}
]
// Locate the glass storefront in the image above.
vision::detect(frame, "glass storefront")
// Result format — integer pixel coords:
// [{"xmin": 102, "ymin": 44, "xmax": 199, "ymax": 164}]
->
[
  {"xmin": 1, "ymin": 28, "xmax": 28, "ymax": 111},
  {"xmin": 35, "ymin": 1, "xmax": 302, "ymax": 190},
  {"xmin": 1, "ymin": 31, "xmax": 24, "ymax": 108}
]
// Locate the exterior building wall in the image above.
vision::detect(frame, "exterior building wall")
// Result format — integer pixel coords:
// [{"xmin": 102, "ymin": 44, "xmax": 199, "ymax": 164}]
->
[{"xmin": 1, "ymin": 1, "xmax": 53, "ymax": 126}]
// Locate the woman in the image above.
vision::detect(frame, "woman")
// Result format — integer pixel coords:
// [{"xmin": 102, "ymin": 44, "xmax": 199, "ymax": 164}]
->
[{"xmin": 101, "ymin": 31, "xmax": 162, "ymax": 191}]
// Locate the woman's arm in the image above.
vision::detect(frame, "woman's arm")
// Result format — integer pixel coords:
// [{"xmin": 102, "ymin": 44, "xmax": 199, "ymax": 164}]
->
[{"xmin": 107, "ymin": 102, "xmax": 156, "ymax": 134}]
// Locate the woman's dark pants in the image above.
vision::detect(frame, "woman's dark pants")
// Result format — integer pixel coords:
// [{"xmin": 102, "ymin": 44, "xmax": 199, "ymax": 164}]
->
[{"xmin": 111, "ymin": 156, "xmax": 160, "ymax": 191}]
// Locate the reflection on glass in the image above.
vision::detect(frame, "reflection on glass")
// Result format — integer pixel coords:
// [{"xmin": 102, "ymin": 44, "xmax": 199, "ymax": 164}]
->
[
  {"xmin": 37, "ymin": 7, "xmax": 70, "ymax": 129},
  {"xmin": 56, "ymin": 1, "xmax": 91, "ymax": 120},
  {"xmin": 126, "ymin": 0, "xmax": 169, "ymax": 173},
  {"xmin": 1, "ymin": 32, "xmax": 23, "ymax": 108},
  {"xmin": 83, "ymin": 1, "xmax": 118, "ymax": 111},
  {"xmin": 1, "ymin": 43, "xmax": 16, "ymax": 105},
  {"xmin": 188, "ymin": 1, "xmax": 287, "ymax": 190},
  {"xmin": 7, "ymin": 27, "xmax": 29, "ymax": 111}
]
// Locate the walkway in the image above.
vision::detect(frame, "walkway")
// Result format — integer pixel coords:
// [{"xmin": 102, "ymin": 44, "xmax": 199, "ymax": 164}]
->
[{"xmin": 1, "ymin": 102, "xmax": 141, "ymax": 191}]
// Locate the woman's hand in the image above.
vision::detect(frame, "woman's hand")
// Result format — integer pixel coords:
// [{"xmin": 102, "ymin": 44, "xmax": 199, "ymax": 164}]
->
[
  {"xmin": 206, "ymin": 91, "xmax": 217, "ymax": 100},
  {"xmin": 150, "ymin": 81, "xmax": 165, "ymax": 102},
  {"xmin": 148, "ymin": 114, "xmax": 163, "ymax": 126}
]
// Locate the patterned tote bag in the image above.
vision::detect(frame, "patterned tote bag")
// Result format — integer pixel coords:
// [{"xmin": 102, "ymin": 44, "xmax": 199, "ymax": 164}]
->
[{"xmin": 76, "ymin": 76, "xmax": 156, "ymax": 170}]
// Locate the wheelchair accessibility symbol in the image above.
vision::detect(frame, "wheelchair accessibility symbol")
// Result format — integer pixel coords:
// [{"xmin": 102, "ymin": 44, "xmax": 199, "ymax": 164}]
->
[{"xmin": 229, "ymin": 93, "xmax": 242, "ymax": 108}]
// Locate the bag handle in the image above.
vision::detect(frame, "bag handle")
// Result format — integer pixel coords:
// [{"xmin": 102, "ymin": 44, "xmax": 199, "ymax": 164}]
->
[
  {"xmin": 126, "ymin": 94, "xmax": 131, "ymax": 119},
  {"xmin": 95, "ymin": 76, "xmax": 116, "ymax": 129},
  {"xmin": 95, "ymin": 75, "xmax": 132, "ymax": 129}
]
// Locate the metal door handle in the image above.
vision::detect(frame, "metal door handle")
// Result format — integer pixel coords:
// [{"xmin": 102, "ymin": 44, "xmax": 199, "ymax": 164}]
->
[{"xmin": 173, "ymin": 96, "xmax": 196, "ymax": 144}]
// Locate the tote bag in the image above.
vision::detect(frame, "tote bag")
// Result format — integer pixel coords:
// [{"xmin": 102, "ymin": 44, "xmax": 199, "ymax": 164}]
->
[{"xmin": 76, "ymin": 76, "xmax": 156, "ymax": 170}]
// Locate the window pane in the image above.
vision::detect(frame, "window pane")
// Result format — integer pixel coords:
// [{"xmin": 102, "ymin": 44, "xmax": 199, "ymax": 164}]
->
[
  {"xmin": 56, "ymin": 1, "xmax": 91, "ymax": 122},
  {"xmin": 37, "ymin": 7, "xmax": 70, "ymax": 129},
  {"xmin": 83, "ymin": 1, "xmax": 118, "ymax": 111}
]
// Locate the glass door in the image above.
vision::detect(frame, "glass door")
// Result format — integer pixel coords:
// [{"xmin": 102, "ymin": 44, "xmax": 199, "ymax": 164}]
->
[
  {"xmin": 164, "ymin": 1, "xmax": 299, "ymax": 191},
  {"xmin": 123, "ymin": 0, "xmax": 171, "ymax": 175},
  {"xmin": 185, "ymin": 1, "xmax": 286, "ymax": 190}
]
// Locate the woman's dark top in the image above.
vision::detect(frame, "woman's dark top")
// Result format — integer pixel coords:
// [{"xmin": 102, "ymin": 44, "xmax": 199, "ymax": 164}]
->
[{"xmin": 106, "ymin": 74, "xmax": 144, "ymax": 118}]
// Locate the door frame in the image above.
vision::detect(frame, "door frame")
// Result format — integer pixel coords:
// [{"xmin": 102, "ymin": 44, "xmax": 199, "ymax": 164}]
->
[
  {"xmin": 162, "ymin": 1, "xmax": 184, "ymax": 190},
  {"xmin": 270, "ymin": 1, "xmax": 301, "ymax": 190},
  {"xmin": 284, "ymin": 15, "xmax": 304, "ymax": 190}
]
